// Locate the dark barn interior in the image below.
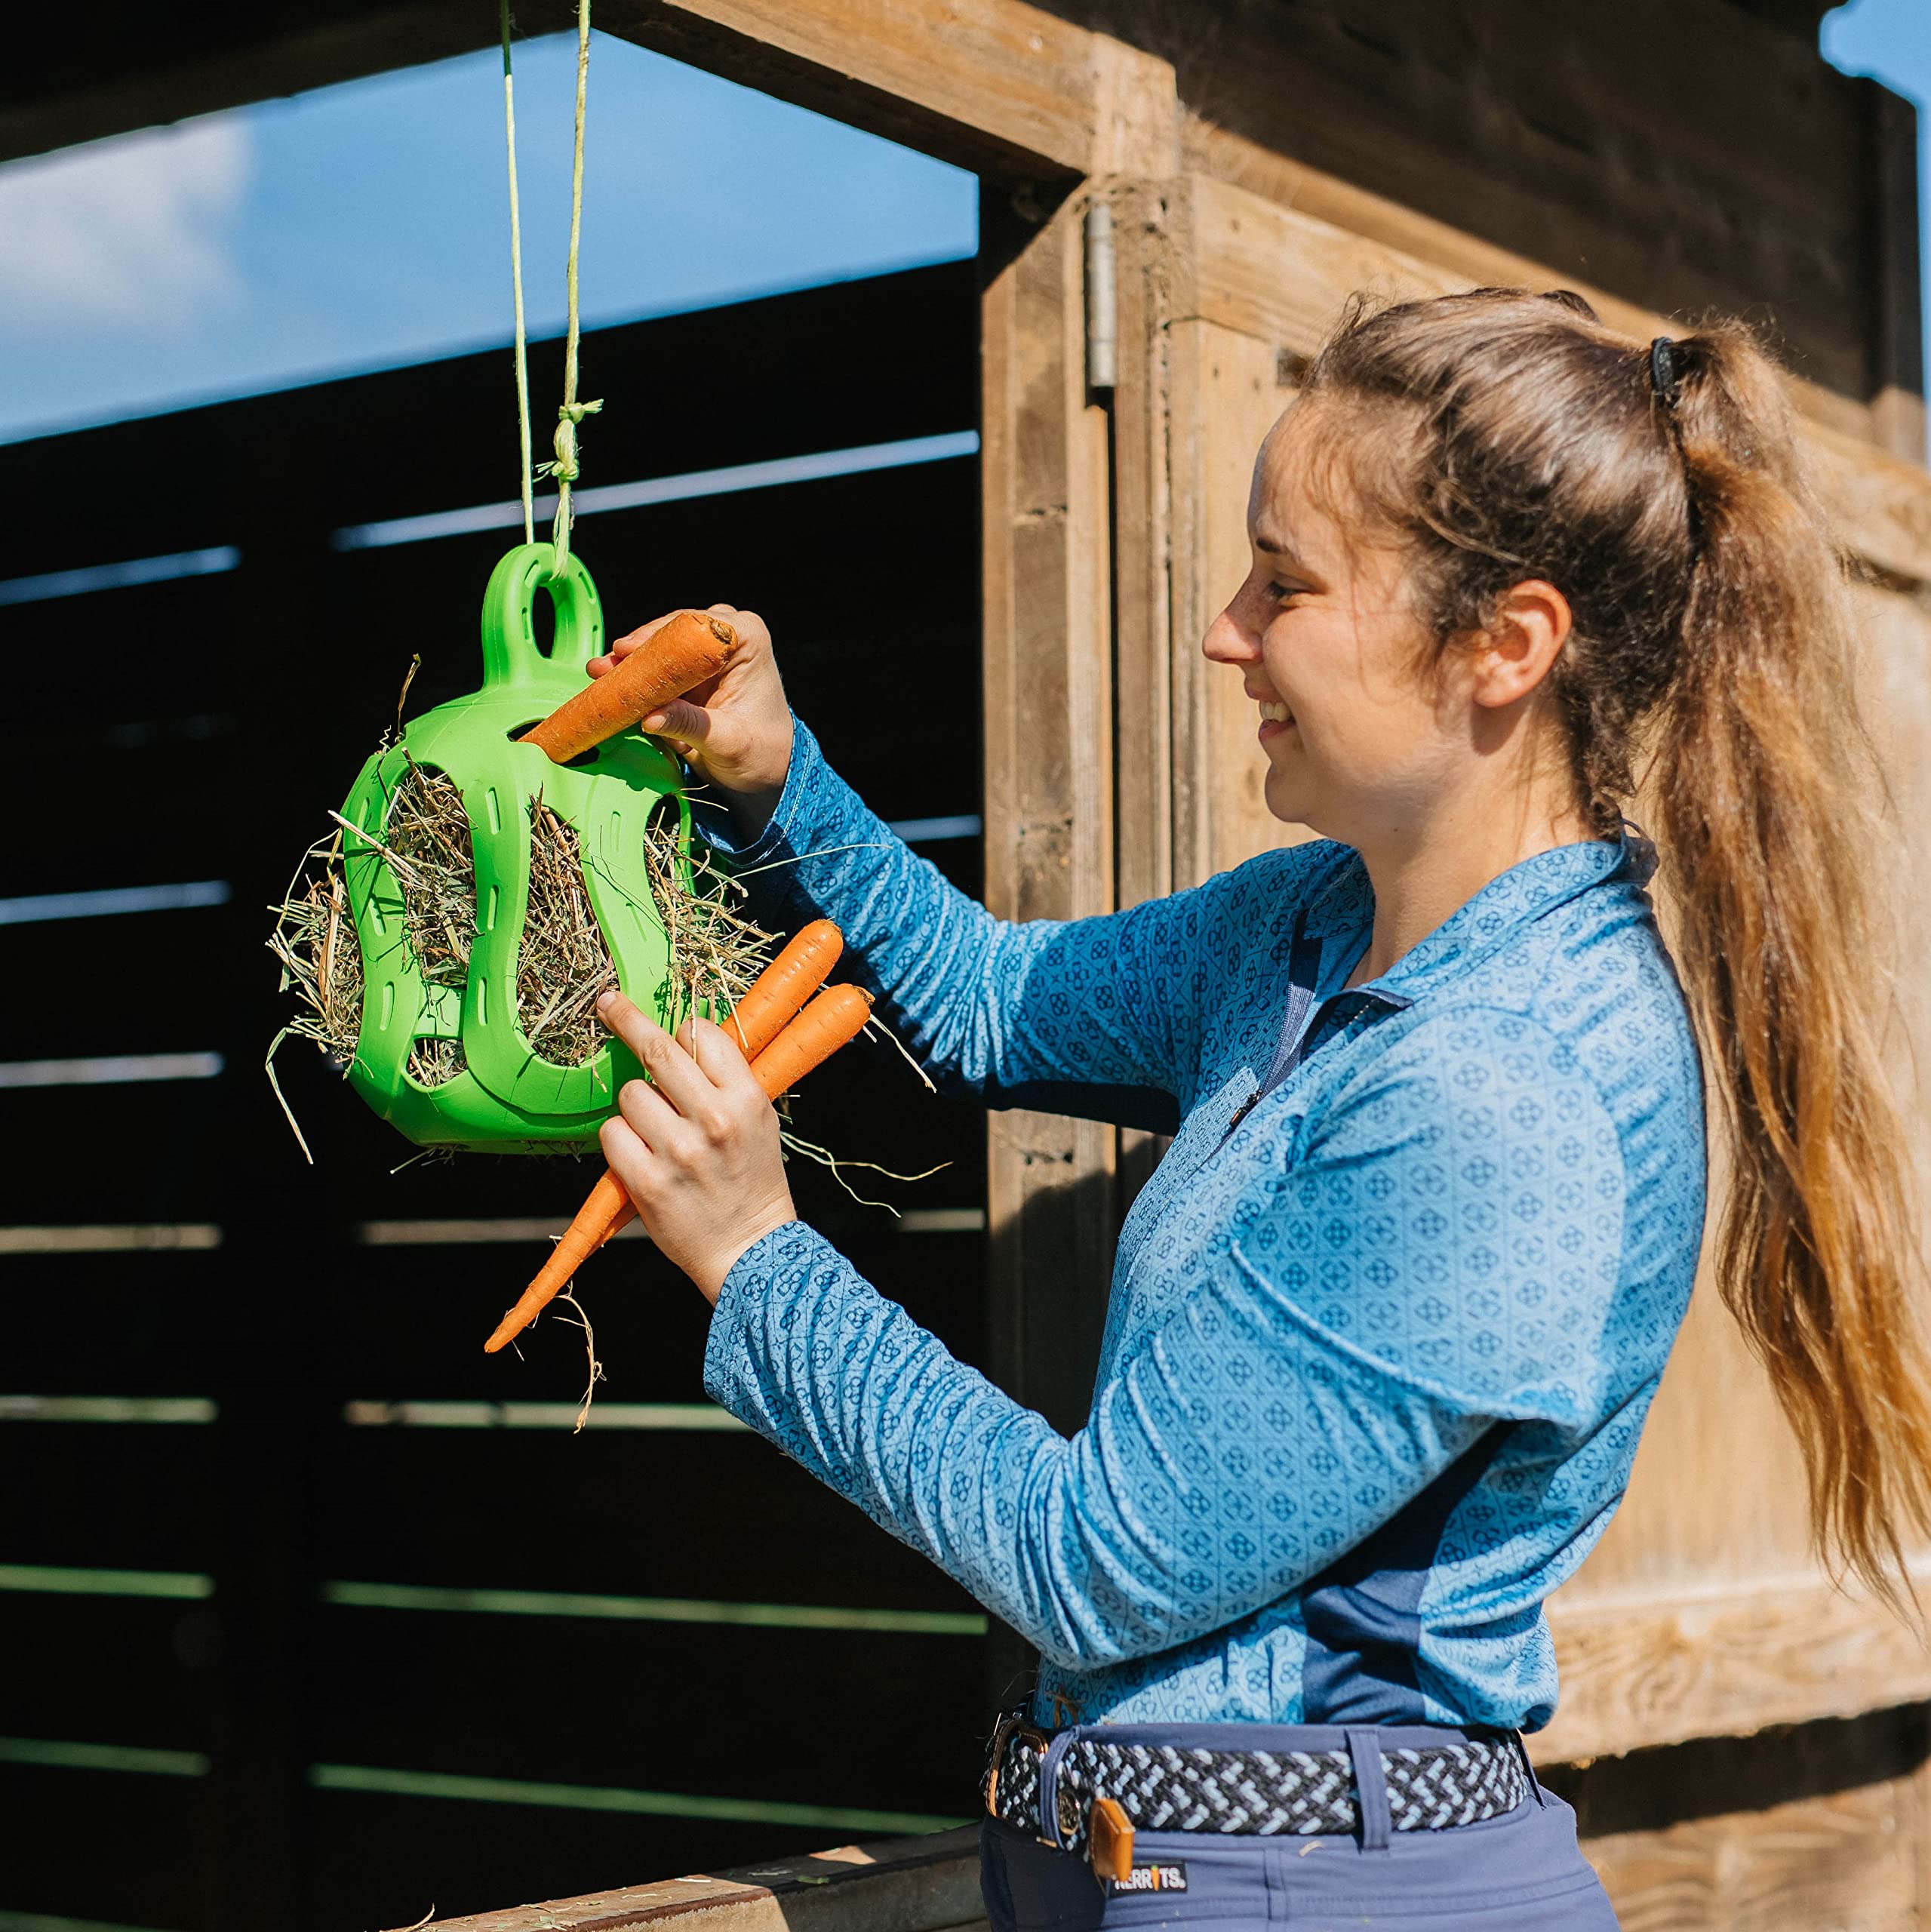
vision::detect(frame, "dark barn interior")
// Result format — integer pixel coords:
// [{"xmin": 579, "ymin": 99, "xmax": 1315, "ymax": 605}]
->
[{"xmin": 1, "ymin": 261, "xmax": 990, "ymax": 1930}]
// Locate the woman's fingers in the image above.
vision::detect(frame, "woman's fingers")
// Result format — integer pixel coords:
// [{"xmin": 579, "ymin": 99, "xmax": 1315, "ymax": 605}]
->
[
  {"xmin": 586, "ymin": 609, "xmax": 683, "ymax": 678},
  {"xmin": 679, "ymin": 1012, "xmax": 767, "ymax": 1094},
  {"xmin": 596, "ymin": 987, "xmax": 729, "ymax": 1128}
]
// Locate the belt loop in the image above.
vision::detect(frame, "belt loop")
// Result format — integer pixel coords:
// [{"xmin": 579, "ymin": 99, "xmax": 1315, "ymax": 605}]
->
[
  {"xmin": 1039, "ymin": 1730, "xmax": 1077, "ymax": 1849},
  {"xmin": 1343, "ymin": 1728, "xmax": 1392, "ymax": 1854},
  {"xmin": 1512, "ymin": 1730, "xmax": 1548, "ymax": 1809}
]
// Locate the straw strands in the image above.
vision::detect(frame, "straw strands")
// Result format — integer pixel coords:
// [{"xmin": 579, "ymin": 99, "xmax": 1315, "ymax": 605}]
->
[{"xmin": 267, "ymin": 754, "xmax": 774, "ymax": 1131}]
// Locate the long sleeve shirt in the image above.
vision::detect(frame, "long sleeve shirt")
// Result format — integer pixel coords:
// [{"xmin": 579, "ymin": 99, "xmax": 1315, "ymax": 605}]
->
[{"xmin": 696, "ymin": 720, "xmax": 1705, "ymax": 1733}]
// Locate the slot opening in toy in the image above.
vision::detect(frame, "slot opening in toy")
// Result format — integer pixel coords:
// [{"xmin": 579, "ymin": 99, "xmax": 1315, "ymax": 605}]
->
[
  {"xmin": 514, "ymin": 795, "xmax": 617, "ymax": 1071},
  {"xmin": 385, "ymin": 758, "xmax": 479, "ymax": 1001},
  {"xmin": 530, "ymin": 586, "xmax": 558, "ymax": 657},
  {"xmin": 505, "ymin": 721, "xmax": 604, "ymax": 771},
  {"xmin": 407, "ymin": 1037, "xmax": 468, "ymax": 1088}
]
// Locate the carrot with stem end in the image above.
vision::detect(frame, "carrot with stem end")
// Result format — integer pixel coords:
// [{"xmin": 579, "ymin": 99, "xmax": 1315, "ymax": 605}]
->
[
  {"xmin": 724, "ymin": 918, "xmax": 843, "ymax": 1060},
  {"xmin": 746, "ymin": 983, "xmax": 873, "ymax": 1098},
  {"xmin": 483, "ymin": 983, "xmax": 875, "ymax": 1354},
  {"xmin": 520, "ymin": 610, "xmax": 735, "ymax": 764}
]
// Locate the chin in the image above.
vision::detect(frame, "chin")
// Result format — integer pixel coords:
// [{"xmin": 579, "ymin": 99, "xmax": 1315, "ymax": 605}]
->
[{"xmin": 1262, "ymin": 767, "xmax": 1319, "ymax": 832}]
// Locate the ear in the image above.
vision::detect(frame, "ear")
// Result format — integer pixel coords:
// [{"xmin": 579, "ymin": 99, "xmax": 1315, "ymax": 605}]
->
[{"xmin": 1471, "ymin": 580, "xmax": 1573, "ymax": 709}]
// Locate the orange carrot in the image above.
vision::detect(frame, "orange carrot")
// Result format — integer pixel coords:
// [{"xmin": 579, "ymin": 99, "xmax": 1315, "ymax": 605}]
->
[
  {"xmin": 483, "ymin": 983, "xmax": 873, "ymax": 1355},
  {"xmin": 520, "ymin": 610, "xmax": 735, "ymax": 764},
  {"xmin": 484, "ymin": 1170, "xmax": 631, "ymax": 1354},
  {"xmin": 724, "ymin": 918, "xmax": 843, "ymax": 1060},
  {"xmin": 747, "ymin": 983, "xmax": 873, "ymax": 1097}
]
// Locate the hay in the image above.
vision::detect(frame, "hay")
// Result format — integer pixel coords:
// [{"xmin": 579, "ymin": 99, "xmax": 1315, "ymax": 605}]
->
[
  {"xmin": 643, "ymin": 799, "xmax": 776, "ymax": 1035},
  {"xmin": 383, "ymin": 761, "xmax": 476, "ymax": 993},
  {"xmin": 515, "ymin": 792, "xmax": 776, "ymax": 1065},
  {"xmin": 269, "ymin": 746, "xmax": 775, "ymax": 1123},
  {"xmin": 266, "ymin": 834, "xmax": 365, "ymax": 1067},
  {"xmin": 516, "ymin": 795, "xmax": 616, "ymax": 1066}
]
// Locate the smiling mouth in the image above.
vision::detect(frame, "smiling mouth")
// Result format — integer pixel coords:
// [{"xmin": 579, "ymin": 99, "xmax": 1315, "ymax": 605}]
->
[{"xmin": 1258, "ymin": 700, "xmax": 1294, "ymax": 726}]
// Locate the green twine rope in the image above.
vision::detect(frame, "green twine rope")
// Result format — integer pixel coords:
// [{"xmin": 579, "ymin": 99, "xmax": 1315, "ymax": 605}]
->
[{"xmin": 502, "ymin": 0, "xmax": 601, "ymax": 576}]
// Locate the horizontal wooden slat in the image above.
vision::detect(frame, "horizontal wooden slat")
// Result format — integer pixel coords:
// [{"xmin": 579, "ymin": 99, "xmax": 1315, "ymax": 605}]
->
[
  {"xmin": 0, "ymin": 1425, "xmax": 220, "ymax": 1574},
  {"xmin": 0, "ymin": 265, "xmax": 976, "ymax": 579},
  {"xmin": 308, "ymin": 1606, "xmax": 982, "ymax": 1810},
  {"xmin": 306, "ymin": 1782, "xmax": 861, "ymax": 1932},
  {"xmin": 1537, "ymin": 1569, "xmax": 1931, "ymax": 1766},
  {"xmin": 309, "ymin": 1424, "xmax": 987, "ymax": 1612},
  {"xmin": 417, "ymin": 1821, "xmax": 983, "ymax": 1932},
  {"xmin": 0, "ymin": 1596, "xmax": 219, "ymax": 1756}
]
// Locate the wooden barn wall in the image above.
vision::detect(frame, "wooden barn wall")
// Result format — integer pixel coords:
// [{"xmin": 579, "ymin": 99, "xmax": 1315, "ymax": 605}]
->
[
  {"xmin": 0, "ymin": 263, "xmax": 988, "ymax": 1932},
  {"xmin": 1140, "ymin": 172, "xmax": 1931, "ymax": 1758}
]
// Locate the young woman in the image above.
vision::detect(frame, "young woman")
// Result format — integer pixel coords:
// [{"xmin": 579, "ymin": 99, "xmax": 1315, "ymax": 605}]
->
[{"xmin": 583, "ymin": 288, "xmax": 1931, "ymax": 1929}]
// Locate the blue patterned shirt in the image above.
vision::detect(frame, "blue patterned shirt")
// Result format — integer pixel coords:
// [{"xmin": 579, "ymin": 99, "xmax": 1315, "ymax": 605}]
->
[{"xmin": 699, "ymin": 720, "xmax": 1705, "ymax": 1733}]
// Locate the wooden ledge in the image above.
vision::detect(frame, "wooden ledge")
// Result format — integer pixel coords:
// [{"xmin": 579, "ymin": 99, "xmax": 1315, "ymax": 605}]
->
[{"xmin": 416, "ymin": 1825, "xmax": 983, "ymax": 1932}]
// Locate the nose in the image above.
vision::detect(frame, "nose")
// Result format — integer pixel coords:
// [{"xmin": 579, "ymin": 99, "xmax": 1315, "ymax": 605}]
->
[{"xmin": 1202, "ymin": 589, "xmax": 1262, "ymax": 666}]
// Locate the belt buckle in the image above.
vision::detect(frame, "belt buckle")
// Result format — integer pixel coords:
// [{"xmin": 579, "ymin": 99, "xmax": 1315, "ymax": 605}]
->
[{"xmin": 982, "ymin": 1710, "xmax": 1050, "ymax": 1820}]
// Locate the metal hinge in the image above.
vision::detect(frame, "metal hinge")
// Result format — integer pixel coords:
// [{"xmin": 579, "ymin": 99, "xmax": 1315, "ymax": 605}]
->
[{"xmin": 1084, "ymin": 201, "xmax": 1117, "ymax": 392}]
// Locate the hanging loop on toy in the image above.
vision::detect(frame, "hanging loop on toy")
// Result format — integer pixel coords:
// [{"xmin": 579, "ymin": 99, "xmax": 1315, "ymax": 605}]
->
[{"xmin": 478, "ymin": 542, "xmax": 604, "ymax": 690}]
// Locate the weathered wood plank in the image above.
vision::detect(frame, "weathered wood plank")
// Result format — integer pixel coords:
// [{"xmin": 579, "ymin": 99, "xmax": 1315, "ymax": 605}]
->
[
  {"xmin": 420, "ymin": 1827, "xmax": 982, "ymax": 1932},
  {"xmin": 980, "ymin": 189, "xmax": 1118, "ymax": 1438},
  {"xmin": 1166, "ymin": 316, "xmax": 1317, "ymax": 893},
  {"xmin": 593, "ymin": 0, "xmax": 1096, "ymax": 179},
  {"xmin": 1172, "ymin": 173, "xmax": 1931, "ymax": 583},
  {"xmin": 1539, "ymin": 1571, "xmax": 1931, "ymax": 1766},
  {"xmin": 1587, "ymin": 1780, "xmax": 1917, "ymax": 1932},
  {"xmin": 1548, "ymin": 1708, "xmax": 1931, "ymax": 1932}
]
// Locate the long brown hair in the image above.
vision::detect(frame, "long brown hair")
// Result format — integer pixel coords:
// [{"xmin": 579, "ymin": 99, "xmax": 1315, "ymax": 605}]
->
[{"xmin": 1302, "ymin": 288, "xmax": 1931, "ymax": 1613}]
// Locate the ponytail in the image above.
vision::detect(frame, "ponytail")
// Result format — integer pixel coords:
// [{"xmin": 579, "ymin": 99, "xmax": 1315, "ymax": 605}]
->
[
  {"xmin": 1656, "ymin": 329, "xmax": 1931, "ymax": 1614},
  {"xmin": 1306, "ymin": 291, "xmax": 1931, "ymax": 1614}
]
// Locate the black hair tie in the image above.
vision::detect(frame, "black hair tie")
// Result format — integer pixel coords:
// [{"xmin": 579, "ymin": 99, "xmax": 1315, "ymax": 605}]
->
[{"xmin": 1649, "ymin": 336, "xmax": 1683, "ymax": 411}]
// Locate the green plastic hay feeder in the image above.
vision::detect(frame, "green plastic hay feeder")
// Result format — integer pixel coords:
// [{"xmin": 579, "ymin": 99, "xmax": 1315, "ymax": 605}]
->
[{"xmin": 338, "ymin": 543, "xmax": 690, "ymax": 1152}]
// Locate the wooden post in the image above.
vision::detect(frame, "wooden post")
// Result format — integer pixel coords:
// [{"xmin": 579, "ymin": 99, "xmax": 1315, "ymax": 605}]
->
[
  {"xmin": 979, "ymin": 180, "xmax": 1118, "ymax": 1438},
  {"xmin": 977, "ymin": 45, "xmax": 1177, "ymax": 1435}
]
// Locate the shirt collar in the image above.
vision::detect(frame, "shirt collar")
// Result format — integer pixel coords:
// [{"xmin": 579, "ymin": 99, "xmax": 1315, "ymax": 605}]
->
[{"xmin": 1302, "ymin": 823, "xmax": 1653, "ymax": 1006}]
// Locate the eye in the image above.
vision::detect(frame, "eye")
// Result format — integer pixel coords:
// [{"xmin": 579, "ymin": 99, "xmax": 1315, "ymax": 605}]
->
[{"xmin": 1265, "ymin": 580, "xmax": 1306, "ymax": 605}]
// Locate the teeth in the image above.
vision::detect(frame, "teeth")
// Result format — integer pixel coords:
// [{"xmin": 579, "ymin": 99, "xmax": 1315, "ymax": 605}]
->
[{"xmin": 1258, "ymin": 701, "xmax": 1291, "ymax": 722}]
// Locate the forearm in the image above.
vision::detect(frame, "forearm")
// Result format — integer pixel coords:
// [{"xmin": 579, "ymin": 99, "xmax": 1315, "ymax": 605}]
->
[
  {"xmin": 699, "ymin": 719, "xmax": 1193, "ymax": 1110},
  {"xmin": 703, "ymin": 1223, "xmax": 1493, "ymax": 1670}
]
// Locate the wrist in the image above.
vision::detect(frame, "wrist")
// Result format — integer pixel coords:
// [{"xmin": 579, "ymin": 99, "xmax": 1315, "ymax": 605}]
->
[{"xmin": 692, "ymin": 1199, "xmax": 796, "ymax": 1306}]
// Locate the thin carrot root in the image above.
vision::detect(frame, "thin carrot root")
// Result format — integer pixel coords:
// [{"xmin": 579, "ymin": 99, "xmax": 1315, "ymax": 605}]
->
[{"xmin": 520, "ymin": 611, "xmax": 736, "ymax": 764}]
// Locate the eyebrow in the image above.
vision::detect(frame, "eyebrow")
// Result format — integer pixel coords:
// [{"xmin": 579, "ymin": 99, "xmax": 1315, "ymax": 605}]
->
[{"xmin": 1251, "ymin": 528, "xmax": 1304, "ymax": 566}]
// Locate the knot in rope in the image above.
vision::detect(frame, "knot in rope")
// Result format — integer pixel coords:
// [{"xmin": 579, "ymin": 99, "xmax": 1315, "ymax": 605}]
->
[{"xmin": 540, "ymin": 398, "xmax": 604, "ymax": 485}]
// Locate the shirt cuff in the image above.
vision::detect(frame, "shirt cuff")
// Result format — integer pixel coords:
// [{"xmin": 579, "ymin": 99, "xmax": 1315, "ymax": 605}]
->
[{"xmin": 701, "ymin": 1217, "xmax": 827, "ymax": 1416}]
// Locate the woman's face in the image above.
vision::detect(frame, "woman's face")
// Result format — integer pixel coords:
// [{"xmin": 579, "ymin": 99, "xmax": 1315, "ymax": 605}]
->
[{"xmin": 1203, "ymin": 402, "xmax": 1469, "ymax": 848}]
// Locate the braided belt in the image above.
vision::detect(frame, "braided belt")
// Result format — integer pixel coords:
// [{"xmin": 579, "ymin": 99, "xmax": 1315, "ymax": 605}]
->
[{"xmin": 984, "ymin": 1715, "xmax": 1532, "ymax": 1852}]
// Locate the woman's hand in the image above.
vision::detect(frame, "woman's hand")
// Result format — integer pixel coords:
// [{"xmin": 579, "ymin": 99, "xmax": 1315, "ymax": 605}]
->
[
  {"xmin": 588, "ymin": 603, "xmax": 792, "ymax": 838},
  {"xmin": 595, "ymin": 986, "xmax": 796, "ymax": 1305}
]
